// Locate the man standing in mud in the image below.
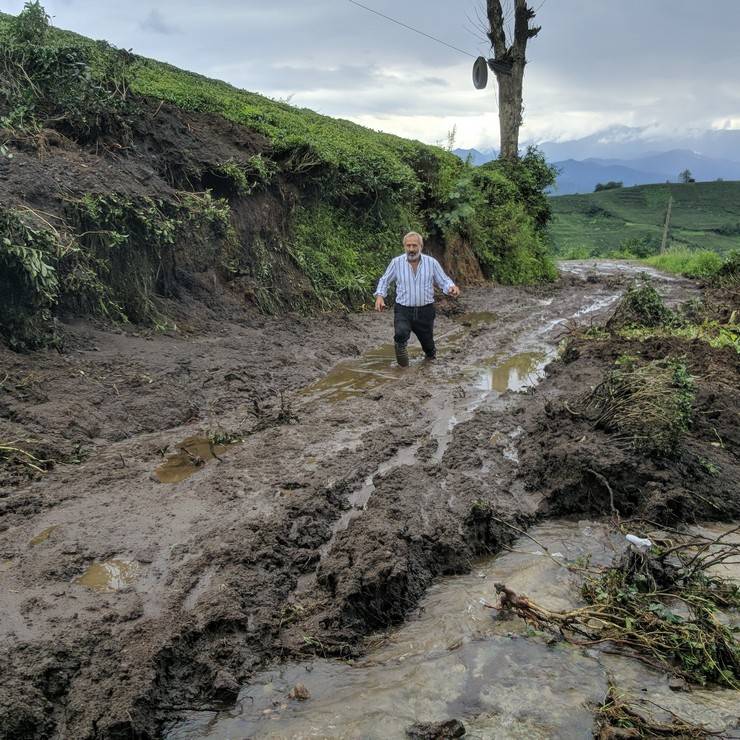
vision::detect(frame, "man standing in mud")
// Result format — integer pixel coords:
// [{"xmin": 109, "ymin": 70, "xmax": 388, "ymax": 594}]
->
[{"xmin": 374, "ymin": 232, "xmax": 460, "ymax": 367}]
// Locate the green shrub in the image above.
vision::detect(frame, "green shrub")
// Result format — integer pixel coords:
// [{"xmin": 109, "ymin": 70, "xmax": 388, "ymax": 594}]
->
[
  {"xmin": 0, "ymin": 208, "xmax": 59, "ymax": 349},
  {"xmin": 484, "ymin": 146, "xmax": 557, "ymax": 230},
  {"xmin": 711, "ymin": 249, "xmax": 740, "ymax": 287},
  {"xmin": 478, "ymin": 199, "xmax": 557, "ymax": 283},
  {"xmin": 607, "ymin": 278, "xmax": 676, "ymax": 330},
  {"xmin": 0, "ymin": 2, "xmax": 135, "ymax": 140},
  {"xmin": 289, "ymin": 201, "xmax": 412, "ymax": 309},
  {"xmin": 594, "ymin": 181, "xmax": 623, "ymax": 192}
]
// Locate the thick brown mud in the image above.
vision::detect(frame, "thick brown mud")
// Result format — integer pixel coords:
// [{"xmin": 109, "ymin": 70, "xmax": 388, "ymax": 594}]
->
[{"xmin": 1, "ymin": 261, "xmax": 737, "ymax": 739}]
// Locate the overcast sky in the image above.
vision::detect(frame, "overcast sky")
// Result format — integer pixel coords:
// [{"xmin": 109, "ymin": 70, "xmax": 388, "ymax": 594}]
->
[{"xmin": 5, "ymin": 0, "xmax": 740, "ymax": 149}]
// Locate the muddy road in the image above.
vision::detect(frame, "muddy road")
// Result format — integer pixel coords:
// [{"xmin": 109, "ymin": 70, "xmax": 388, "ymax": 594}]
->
[{"xmin": 0, "ymin": 261, "xmax": 730, "ymax": 738}]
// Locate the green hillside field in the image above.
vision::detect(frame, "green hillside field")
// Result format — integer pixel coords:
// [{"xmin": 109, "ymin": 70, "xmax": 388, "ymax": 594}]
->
[{"xmin": 549, "ymin": 181, "xmax": 740, "ymax": 258}]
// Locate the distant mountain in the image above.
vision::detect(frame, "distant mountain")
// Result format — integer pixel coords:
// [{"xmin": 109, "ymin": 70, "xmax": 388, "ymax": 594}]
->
[
  {"xmin": 452, "ymin": 147, "xmax": 496, "ymax": 166},
  {"xmin": 550, "ymin": 159, "xmax": 666, "ymax": 195},
  {"xmin": 551, "ymin": 149, "xmax": 740, "ymax": 194},
  {"xmin": 453, "ymin": 142, "xmax": 740, "ymax": 195},
  {"xmin": 536, "ymin": 126, "xmax": 740, "ymax": 162},
  {"xmin": 586, "ymin": 149, "xmax": 740, "ymax": 182}
]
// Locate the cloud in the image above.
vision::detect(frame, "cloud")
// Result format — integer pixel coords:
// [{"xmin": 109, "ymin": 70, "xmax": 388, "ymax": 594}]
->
[
  {"xmin": 138, "ymin": 9, "xmax": 177, "ymax": 35},
  {"xmin": 4, "ymin": 0, "xmax": 740, "ymax": 149}
]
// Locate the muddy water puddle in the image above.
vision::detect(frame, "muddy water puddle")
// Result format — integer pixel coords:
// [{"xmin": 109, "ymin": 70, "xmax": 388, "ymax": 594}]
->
[
  {"xmin": 470, "ymin": 351, "xmax": 548, "ymax": 393},
  {"xmin": 30, "ymin": 525, "xmax": 59, "ymax": 546},
  {"xmin": 430, "ymin": 349, "xmax": 554, "ymax": 463},
  {"xmin": 169, "ymin": 520, "xmax": 740, "ymax": 739},
  {"xmin": 456, "ymin": 310, "xmax": 498, "ymax": 327},
  {"xmin": 302, "ymin": 344, "xmax": 419, "ymax": 402},
  {"xmin": 155, "ymin": 436, "xmax": 229, "ymax": 484},
  {"xmin": 74, "ymin": 559, "xmax": 140, "ymax": 591},
  {"xmin": 302, "ymin": 312, "xmax": 500, "ymax": 403}
]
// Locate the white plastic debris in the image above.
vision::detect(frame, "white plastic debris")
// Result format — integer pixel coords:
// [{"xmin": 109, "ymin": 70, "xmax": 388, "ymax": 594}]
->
[{"xmin": 625, "ymin": 534, "xmax": 653, "ymax": 551}]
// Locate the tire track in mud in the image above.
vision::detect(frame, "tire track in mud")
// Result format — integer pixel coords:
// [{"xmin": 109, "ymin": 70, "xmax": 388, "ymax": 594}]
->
[{"xmin": 0, "ymin": 262, "xmax": 698, "ymax": 739}]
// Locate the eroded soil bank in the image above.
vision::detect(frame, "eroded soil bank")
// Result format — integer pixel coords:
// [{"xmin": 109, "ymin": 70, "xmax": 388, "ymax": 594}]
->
[{"xmin": 1, "ymin": 261, "xmax": 737, "ymax": 738}]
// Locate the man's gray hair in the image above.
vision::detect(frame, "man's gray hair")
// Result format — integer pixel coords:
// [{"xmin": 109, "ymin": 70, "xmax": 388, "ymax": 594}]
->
[{"xmin": 403, "ymin": 231, "xmax": 424, "ymax": 247}]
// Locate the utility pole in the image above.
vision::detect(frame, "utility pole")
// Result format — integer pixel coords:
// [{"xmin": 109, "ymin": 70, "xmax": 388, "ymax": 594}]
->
[{"xmin": 660, "ymin": 195, "xmax": 673, "ymax": 254}]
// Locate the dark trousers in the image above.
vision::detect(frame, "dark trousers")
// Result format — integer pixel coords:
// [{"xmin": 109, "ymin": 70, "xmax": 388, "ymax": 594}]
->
[{"xmin": 394, "ymin": 303, "xmax": 436, "ymax": 358}]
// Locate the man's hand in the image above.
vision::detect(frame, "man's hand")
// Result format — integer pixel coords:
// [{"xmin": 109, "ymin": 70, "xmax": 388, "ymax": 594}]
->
[
  {"xmin": 374, "ymin": 295, "xmax": 386, "ymax": 312},
  {"xmin": 448, "ymin": 284, "xmax": 460, "ymax": 298}
]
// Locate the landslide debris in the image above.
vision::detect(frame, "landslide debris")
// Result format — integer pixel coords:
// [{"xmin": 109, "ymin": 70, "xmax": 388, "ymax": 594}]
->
[
  {"xmin": 494, "ymin": 529, "xmax": 740, "ymax": 689},
  {"xmin": 523, "ymin": 277, "xmax": 740, "ymax": 524},
  {"xmin": 606, "ymin": 277, "xmax": 678, "ymax": 330}
]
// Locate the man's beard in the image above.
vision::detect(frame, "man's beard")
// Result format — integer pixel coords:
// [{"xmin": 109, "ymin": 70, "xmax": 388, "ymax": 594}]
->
[{"xmin": 406, "ymin": 252, "xmax": 420, "ymax": 261}]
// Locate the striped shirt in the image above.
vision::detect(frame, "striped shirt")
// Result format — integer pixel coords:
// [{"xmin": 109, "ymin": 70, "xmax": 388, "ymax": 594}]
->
[{"xmin": 374, "ymin": 254, "xmax": 455, "ymax": 307}]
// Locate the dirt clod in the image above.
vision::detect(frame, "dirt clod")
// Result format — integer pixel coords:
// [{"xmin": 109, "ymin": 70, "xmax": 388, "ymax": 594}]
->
[
  {"xmin": 406, "ymin": 718, "xmax": 467, "ymax": 739},
  {"xmin": 288, "ymin": 683, "xmax": 310, "ymax": 701}
]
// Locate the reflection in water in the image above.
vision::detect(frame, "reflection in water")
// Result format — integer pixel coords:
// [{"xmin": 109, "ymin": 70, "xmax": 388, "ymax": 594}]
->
[
  {"xmin": 155, "ymin": 436, "xmax": 228, "ymax": 484},
  {"xmin": 303, "ymin": 343, "xmax": 419, "ymax": 402},
  {"xmin": 30, "ymin": 525, "xmax": 59, "ymax": 546},
  {"xmin": 455, "ymin": 311, "xmax": 499, "ymax": 327},
  {"xmin": 74, "ymin": 559, "xmax": 140, "ymax": 591},
  {"xmin": 472, "ymin": 351, "xmax": 547, "ymax": 393},
  {"xmin": 430, "ymin": 351, "xmax": 551, "ymax": 462}
]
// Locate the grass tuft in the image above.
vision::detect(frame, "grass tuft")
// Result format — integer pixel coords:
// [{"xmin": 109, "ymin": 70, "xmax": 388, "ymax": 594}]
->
[{"xmin": 643, "ymin": 249, "xmax": 724, "ymax": 279}]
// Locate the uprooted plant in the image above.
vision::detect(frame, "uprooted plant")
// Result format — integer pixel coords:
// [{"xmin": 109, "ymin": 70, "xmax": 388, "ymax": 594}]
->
[
  {"xmin": 577, "ymin": 356, "xmax": 694, "ymax": 456},
  {"xmin": 490, "ymin": 526, "xmax": 740, "ymax": 689},
  {"xmin": 0, "ymin": 441, "xmax": 51, "ymax": 476},
  {"xmin": 593, "ymin": 684, "xmax": 717, "ymax": 739}
]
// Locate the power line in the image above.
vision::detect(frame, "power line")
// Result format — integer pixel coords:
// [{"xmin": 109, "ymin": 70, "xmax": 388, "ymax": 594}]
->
[{"xmin": 346, "ymin": 0, "xmax": 478, "ymax": 59}]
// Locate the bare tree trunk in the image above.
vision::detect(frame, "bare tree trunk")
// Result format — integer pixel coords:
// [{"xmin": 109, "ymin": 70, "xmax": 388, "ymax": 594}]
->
[{"xmin": 486, "ymin": 0, "xmax": 540, "ymax": 160}]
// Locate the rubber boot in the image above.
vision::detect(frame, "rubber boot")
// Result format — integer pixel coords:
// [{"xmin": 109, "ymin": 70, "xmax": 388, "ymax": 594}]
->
[{"xmin": 394, "ymin": 342, "xmax": 409, "ymax": 367}]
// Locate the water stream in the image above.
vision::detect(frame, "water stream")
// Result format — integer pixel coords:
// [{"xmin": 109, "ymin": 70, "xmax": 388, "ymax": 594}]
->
[{"xmin": 169, "ymin": 521, "xmax": 740, "ymax": 739}]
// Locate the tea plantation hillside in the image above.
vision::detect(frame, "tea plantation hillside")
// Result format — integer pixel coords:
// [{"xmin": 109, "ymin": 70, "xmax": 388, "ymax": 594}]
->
[{"xmin": 549, "ymin": 181, "xmax": 740, "ymax": 257}]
